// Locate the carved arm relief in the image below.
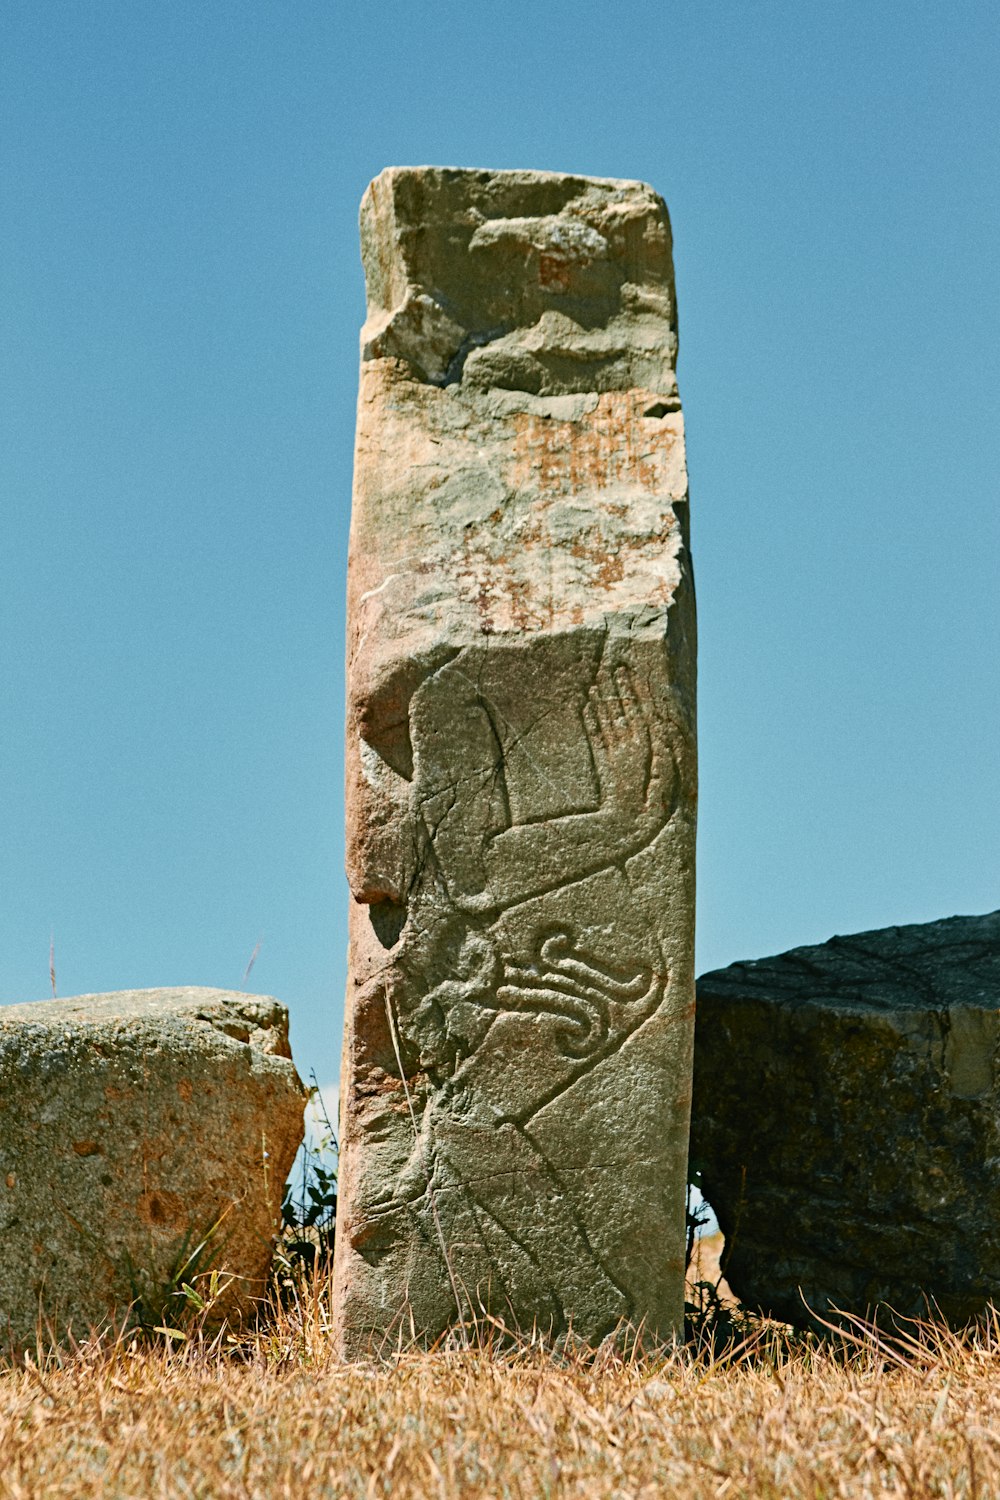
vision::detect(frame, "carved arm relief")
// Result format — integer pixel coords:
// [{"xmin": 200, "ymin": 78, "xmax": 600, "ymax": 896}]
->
[{"xmin": 411, "ymin": 650, "xmax": 680, "ymax": 920}]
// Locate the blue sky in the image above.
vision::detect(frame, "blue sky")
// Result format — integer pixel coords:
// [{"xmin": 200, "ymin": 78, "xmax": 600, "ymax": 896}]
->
[{"xmin": 2, "ymin": 1, "xmax": 997, "ymax": 1092}]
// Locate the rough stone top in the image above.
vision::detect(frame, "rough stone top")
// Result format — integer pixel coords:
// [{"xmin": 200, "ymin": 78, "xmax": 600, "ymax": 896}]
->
[
  {"xmin": 359, "ymin": 165, "xmax": 678, "ymax": 395},
  {"xmin": 0, "ymin": 988, "xmax": 294, "ymax": 1058},
  {"xmin": 698, "ymin": 911, "xmax": 1000, "ymax": 1015}
]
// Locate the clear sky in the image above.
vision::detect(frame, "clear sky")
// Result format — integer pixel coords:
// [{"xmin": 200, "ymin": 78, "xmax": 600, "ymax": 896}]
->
[{"xmin": 2, "ymin": 1, "xmax": 997, "ymax": 1094}]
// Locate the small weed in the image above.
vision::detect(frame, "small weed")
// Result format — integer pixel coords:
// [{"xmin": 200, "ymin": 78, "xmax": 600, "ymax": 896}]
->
[
  {"xmin": 275, "ymin": 1074, "xmax": 338, "ymax": 1287},
  {"xmin": 123, "ymin": 1212, "xmax": 237, "ymax": 1342}
]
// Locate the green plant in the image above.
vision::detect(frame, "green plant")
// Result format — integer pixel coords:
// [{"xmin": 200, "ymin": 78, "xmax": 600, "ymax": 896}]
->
[
  {"xmin": 59, "ymin": 1204, "xmax": 237, "ymax": 1346},
  {"xmin": 277, "ymin": 1074, "xmax": 338, "ymax": 1279},
  {"xmin": 122, "ymin": 1212, "xmax": 237, "ymax": 1341}
]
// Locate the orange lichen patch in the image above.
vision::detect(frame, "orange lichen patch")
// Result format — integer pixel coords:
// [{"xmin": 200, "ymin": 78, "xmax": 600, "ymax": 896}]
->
[
  {"xmin": 451, "ymin": 492, "xmax": 681, "ymax": 635},
  {"xmin": 355, "ymin": 1066, "xmax": 429, "ymax": 1124},
  {"xmin": 135, "ymin": 1190, "xmax": 187, "ymax": 1229},
  {"xmin": 586, "ymin": 545, "xmax": 626, "ymax": 588},
  {"xmin": 356, "ymin": 1066, "xmax": 428, "ymax": 1102},
  {"xmin": 5, "ymin": 1173, "xmax": 15, "ymax": 1190},
  {"xmin": 140, "ymin": 1134, "xmax": 173, "ymax": 1165},
  {"xmin": 177, "ymin": 1079, "xmax": 193, "ymax": 1102},
  {"xmin": 71, "ymin": 1140, "xmax": 101, "ymax": 1157},
  {"xmin": 538, "ymin": 252, "xmax": 571, "ymax": 291},
  {"xmin": 509, "ymin": 391, "xmax": 682, "ymax": 498}
]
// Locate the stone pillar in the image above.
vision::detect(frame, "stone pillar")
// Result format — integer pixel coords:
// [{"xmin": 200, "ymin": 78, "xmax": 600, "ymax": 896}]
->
[{"xmin": 333, "ymin": 168, "xmax": 696, "ymax": 1356}]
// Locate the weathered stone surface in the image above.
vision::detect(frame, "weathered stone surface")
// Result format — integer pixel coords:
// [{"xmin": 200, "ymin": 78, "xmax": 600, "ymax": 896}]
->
[
  {"xmin": 691, "ymin": 912, "xmax": 1000, "ymax": 1327},
  {"xmin": 0, "ymin": 989, "xmax": 305, "ymax": 1346},
  {"xmin": 334, "ymin": 167, "xmax": 696, "ymax": 1355}
]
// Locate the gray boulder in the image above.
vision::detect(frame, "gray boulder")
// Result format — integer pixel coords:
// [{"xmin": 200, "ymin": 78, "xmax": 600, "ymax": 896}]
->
[
  {"xmin": 691, "ymin": 912, "xmax": 1000, "ymax": 1327},
  {"xmin": 0, "ymin": 989, "xmax": 305, "ymax": 1347}
]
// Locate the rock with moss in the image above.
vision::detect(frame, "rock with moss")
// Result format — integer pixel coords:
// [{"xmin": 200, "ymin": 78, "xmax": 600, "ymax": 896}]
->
[
  {"xmin": 0, "ymin": 988, "xmax": 305, "ymax": 1346},
  {"xmin": 691, "ymin": 911, "xmax": 1000, "ymax": 1327}
]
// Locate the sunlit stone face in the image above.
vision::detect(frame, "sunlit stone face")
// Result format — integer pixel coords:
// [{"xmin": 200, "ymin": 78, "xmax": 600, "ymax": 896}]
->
[{"xmin": 333, "ymin": 167, "xmax": 697, "ymax": 1357}]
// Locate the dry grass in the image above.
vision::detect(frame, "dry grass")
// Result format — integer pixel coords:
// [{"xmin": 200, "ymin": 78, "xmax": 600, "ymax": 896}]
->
[{"xmin": 3, "ymin": 1270, "xmax": 1000, "ymax": 1499}]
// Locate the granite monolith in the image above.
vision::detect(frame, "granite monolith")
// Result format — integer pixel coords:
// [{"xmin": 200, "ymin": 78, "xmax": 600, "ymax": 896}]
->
[{"xmin": 333, "ymin": 167, "xmax": 697, "ymax": 1355}]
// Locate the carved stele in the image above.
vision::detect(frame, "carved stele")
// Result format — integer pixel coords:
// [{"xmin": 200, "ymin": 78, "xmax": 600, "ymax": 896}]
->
[{"xmin": 334, "ymin": 168, "xmax": 696, "ymax": 1355}]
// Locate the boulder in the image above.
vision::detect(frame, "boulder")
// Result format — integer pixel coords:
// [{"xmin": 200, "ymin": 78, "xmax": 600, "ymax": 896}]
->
[
  {"xmin": 334, "ymin": 167, "xmax": 697, "ymax": 1356},
  {"xmin": 691, "ymin": 912, "xmax": 1000, "ymax": 1327},
  {"xmin": 0, "ymin": 988, "xmax": 305, "ymax": 1347}
]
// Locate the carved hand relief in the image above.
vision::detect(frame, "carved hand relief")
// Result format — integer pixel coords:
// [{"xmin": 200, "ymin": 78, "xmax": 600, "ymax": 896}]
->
[{"xmin": 410, "ymin": 648, "xmax": 680, "ymax": 918}]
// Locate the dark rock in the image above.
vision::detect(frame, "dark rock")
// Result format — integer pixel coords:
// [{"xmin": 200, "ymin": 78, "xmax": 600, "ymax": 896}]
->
[{"xmin": 691, "ymin": 911, "xmax": 1000, "ymax": 1328}]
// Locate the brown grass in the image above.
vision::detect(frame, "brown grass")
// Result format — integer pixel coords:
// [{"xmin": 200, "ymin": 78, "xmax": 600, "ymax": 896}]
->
[{"xmin": 3, "ymin": 1269, "xmax": 1000, "ymax": 1499}]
